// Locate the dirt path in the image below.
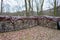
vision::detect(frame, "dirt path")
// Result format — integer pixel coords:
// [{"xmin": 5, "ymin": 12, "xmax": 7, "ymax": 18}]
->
[{"xmin": 0, "ymin": 26, "xmax": 60, "ymax": 40}]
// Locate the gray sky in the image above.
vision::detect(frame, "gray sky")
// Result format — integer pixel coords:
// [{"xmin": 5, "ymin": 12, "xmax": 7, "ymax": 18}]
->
[{"xmin": 0, "ymin": 0, "xmax": 60, "ymax": 12}]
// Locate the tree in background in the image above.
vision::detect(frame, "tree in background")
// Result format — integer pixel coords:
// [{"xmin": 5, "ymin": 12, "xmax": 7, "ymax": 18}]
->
[
  {"xmin": 54, "ymin": 0, "xmax": 59, "ymax": 16},
  {"xmin": 35, "ymin": 0, "xmax": 39, "ymax": 16},
  {"xmin": 28, "ymin": 0, "xmax": 31, "ymax": 16},
  {"xmin": 32, "ymin": 0, "xmax": 33, "ymax": 11},
  {"xmin": 30, "ymin": 0, "xmax": 34, "ymax": 16},
  {"xmin": 48, "ymin": 0, "xmax": 52, "ymax": 14},
  {"xmin": 54, "ymin": 0, "xmax": 57, "ymax": 16},
  {"xmin": 56, "ymin": 1, "xmax": 60, "ymax": 15},
  {"xmin": 40, "ymin": 0, "xmax": 44, "ymax": 15},
  {"xmin": 24, "ymin": 0, "xmax": 45, "ymax": 16},
  {"xmin": 48, "ymin": 0, "xmax": 59, "ymax": 16},
  {"xmin": 1, "ymin": 0, "xmax": 3, "ymax": 14},
  {"xmin": 25, "ymin": 0, "xmax": 28, "ymax": 16},
  {"xmin": 35, "ymin": 0, "xmax": 44, "ymax": 16},
  {"xmin": 28, "ymin": 0, "xmax": 34, "ymax": 16},
  {"xmin": 25, "ymin": 0, "xmax": 31, "ymax": 16},
  {"xmin": 28, "ymin": 0, "xmax": 31, "ymax": 11}
]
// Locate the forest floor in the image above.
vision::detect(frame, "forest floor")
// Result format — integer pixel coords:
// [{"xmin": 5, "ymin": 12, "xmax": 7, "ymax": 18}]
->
[{"xmin": 0, "ymin": 26, "xmax": 60, "ymax": 40}]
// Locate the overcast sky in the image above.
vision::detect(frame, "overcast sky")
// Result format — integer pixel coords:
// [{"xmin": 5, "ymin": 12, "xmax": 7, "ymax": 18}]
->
[{"xmin": 0, "ymin": 0, "xmax": 60, "ymax": 12}]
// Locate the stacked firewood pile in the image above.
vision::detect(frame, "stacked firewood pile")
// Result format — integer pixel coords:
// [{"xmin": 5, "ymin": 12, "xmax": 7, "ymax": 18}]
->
[{"xmin": 0, "ymin": 15, "xmax": 60, "ymax": 32}]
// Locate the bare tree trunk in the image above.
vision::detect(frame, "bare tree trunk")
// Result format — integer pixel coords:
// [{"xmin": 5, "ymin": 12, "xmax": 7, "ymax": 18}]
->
[
  {"xmin": 40, "ymin": 0, "xmax": 44, "ymax": 15},
  {"xmin": 28, "ymin": 0, "xmax": 31, "ymax": 11},
  {"xmin": 1, "ymin": 0, "xmax": 3, "ymax": 14},
  {"xmin": 28, "ymin": 0, "xmax": 30, "ymax": 16},
  {"xmin": 37, "ymin": 5, "xmax": 39, "ymax": 15},
  {"xmin": 49, "ymin": 0, "xmax": 57, "ymax": 16},
  {"xmin": 32, "ymin": 0, "xmax": 33, "ymax": 11},
  {"xmin": 54, "ymin": 0, "xmax": 57, "ymax": 16},
  {"xmin": 25, "ymin": 0, "xmax": 28, "ymax": 16},
  {"xmin": 31, "ymin": 0, "xmax": 33, "ymax": 16},
  {"xmin": 28, "ymin": 0, "xmax": 31, "ymax": 16},
  {"xmin": 48, "ymin": 0, "xmax": 51, "ymax": 15},
  {"xmin": 35, "ymin": 0, "xmax": 39, "ymax": 16}
]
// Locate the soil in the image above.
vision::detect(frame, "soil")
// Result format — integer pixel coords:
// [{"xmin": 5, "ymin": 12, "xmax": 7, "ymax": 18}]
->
[{"xmin": 0, "ymin": 26, "xmax": 60, "ymax": 40}]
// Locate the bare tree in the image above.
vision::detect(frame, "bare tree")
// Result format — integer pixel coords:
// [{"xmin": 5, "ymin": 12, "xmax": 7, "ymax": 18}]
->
[
  {"xmin": 25, "ymin": 0, "xmax": 31, "ymax": 16},
  {"xmin": 48, "ymin": 0, "xmax": 59, "ymax": 16},
  {"xmin": 28, "ymin": 0, "xmax": 31, "ymax": 11},
  {"xmin": 35, "ymin": 0, "xmax": 44, "ymax": 16},
  {"xmin": 39, "ymin": 0, "xmax": 44, "ymax": 15},
  {"xmin": 48, "ymin": 0, "xmax": 51, "ymax": 14},
  {"xmin": 31, "ymin": 0, "xmax": 33, "ymax": 16},
  {"xmin": 1, "ymin": 0, "xmax": 3, "ymax": 14},
  {"xmin": 54, "ymin": 0, "xmax": 57, "ymax": 16},
  {"xmin": 32, "ymin": 0, "xmax": 33, "ymax": 11},
  {"xmin": 28, "ymin": 0, "xmax": 31, "ymax": 16},
  {"xmin": 54, "ymin": 0, "xmax": 60, "ymax": 16},
  {"xmin": 35, "ymin": 0, "xmax": 39, "ymax": 16},
  {"xmin": 25, "ymin": 0, "xmax": 28, "ymax": 16}
]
